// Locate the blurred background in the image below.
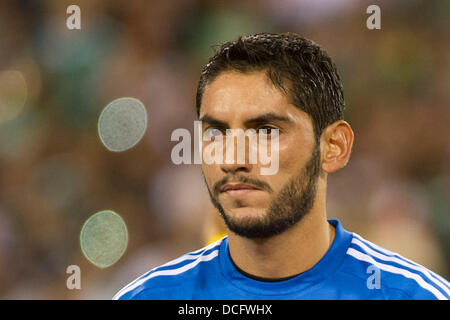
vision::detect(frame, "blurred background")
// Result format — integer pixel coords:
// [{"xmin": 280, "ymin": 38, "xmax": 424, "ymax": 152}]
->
[{"xmin": 0, "ymin": 0, "xmax": 448, "ymax": 299}]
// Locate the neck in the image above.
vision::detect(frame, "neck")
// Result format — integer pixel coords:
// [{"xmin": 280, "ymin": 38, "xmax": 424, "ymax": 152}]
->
[{"xmin": 227, "ymin": 187, "xmax": 335, "ymax": 279}]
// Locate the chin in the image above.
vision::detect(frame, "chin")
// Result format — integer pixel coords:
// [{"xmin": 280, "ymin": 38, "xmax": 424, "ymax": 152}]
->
[{"xmin": 224, "ymin": 206, "xmax": 266, "ymax": 221}]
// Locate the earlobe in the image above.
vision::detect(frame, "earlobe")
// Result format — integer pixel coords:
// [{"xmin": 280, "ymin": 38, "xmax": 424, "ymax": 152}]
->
[{"xmin": 320, "ymin": 120, "xmax": 354, "ymax": 173}]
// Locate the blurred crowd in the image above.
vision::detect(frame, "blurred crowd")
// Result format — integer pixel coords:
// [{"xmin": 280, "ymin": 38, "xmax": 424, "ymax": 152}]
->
[{"xmin": 0, "ymin": 0, "xmax": 448, "ymax": 299}]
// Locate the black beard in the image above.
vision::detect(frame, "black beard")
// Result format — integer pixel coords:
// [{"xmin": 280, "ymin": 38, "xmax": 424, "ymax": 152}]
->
[{"xmin": 205, "ymin": 142, "xmax": 321, "ymax": 239}]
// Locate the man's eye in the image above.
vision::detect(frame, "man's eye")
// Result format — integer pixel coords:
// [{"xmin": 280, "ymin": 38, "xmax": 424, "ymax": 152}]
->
[
  {"xmin": 204, "ymin": 127, "xmax": 223, "ymax": 139},
  {"xmin": 258, "ymin": 126, "xmax": 277, "ymax": 135}
]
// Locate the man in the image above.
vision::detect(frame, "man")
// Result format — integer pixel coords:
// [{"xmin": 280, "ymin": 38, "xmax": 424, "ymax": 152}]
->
[{"xmin": 114, "ymin": 33, "xmax": 449, "ymax": 300}]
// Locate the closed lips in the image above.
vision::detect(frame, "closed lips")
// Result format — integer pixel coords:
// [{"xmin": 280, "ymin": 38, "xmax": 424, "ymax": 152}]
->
[{"xmin": 220, "ymin": 184, "xmax": 260, "ymax": 192}]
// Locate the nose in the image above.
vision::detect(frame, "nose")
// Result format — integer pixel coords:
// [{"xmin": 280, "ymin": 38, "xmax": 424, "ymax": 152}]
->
[
  {"xmin": 219, "ymin": 130, "xmax": 254, "ymax": 174},
  {"xmin": 220, "ymin": 162, "xmax": 252, "ymax": 175}
]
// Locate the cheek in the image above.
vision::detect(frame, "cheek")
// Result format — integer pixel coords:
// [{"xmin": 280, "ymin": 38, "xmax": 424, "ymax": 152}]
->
[
  {"xmin": 277, "ymin": 136, "xmax": 311, "ymax": 172},
  {"xmin": 201, "ymin": 163, "xmax": 220, "ymax": 187},
  {"xmin": 259, "ymin": 146, "xmax": 297, "ymax": 193}
]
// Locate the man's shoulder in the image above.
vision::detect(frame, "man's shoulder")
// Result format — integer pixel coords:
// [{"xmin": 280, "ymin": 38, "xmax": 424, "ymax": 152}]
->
[
  {"xmin": 112, "ymin": 237, "xmax": 226, "ymax": 300},
  {"xmin": 340, "ymin": 232, "xmax": 449, "ymax": 300}
]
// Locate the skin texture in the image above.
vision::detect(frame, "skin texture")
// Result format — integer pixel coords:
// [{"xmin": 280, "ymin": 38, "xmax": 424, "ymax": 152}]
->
[{"xmin": 200, "ymin": 70, "xmax": 354, "ymax": 279}]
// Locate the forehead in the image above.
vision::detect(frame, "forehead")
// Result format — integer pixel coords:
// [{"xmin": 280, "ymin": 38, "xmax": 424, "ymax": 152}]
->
[{"xmin": 200, "ymin": 71, "xmax": 301, "ymax": 122}]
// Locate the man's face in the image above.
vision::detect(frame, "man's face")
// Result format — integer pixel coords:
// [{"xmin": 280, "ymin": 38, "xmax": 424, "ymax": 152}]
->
[{"xmin": 200, "ymin": 71, "xmax": 321, "ymax": 238}]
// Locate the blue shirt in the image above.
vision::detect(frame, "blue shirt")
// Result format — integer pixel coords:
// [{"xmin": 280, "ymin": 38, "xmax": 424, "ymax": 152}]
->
[{"xmin": 113, "ymin": 220, "xmax": 449, "ymax": 300}]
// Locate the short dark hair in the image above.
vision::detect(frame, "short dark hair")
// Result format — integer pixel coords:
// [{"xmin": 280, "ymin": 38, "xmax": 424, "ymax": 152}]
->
[{"xmin": 195, "ymin": 32, "xmax": 345, "ymax": 141}]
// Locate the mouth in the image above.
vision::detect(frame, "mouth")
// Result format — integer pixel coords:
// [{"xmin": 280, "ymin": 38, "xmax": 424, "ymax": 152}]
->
[{"xmin": 219, "ymin": 183, "xmax": 262, "ymax": 197}]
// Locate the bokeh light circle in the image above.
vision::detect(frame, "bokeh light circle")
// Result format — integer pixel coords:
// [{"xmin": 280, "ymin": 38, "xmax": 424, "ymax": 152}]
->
[
  {"xmin": 98, "ymin": 97, "xmax": 147, "ymax": 152},
  {"xmin": 80, "ymin": 210, "xmax": 128, "ymax": 268},
  {"xmin": 0, "ymin": 70, "xmax": 28, "ymax": 125}
]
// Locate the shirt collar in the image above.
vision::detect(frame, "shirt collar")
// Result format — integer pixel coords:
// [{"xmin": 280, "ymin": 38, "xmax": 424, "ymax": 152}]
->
[{"xmin": 218, "ymin": 219, "xmax": 353, "ymax": 296}]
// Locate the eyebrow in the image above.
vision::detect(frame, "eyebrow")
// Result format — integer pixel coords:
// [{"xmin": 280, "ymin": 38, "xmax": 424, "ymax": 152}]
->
[
  {"xmin": 199, "ymin": 112, "xmax": 292, "ymax": 127},
  {"xmin": 198, "ymin": 114, "xmax": 227, "ymax": 126},
  {"xmin": 244, "ymin": 113, "xmax": 291, "ymax": 125}
]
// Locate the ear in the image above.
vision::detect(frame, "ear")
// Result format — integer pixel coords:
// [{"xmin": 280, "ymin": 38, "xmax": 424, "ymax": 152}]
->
[{"xmin": 320, "ymin": 120, "xmax": 354, "ymax": 173}]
